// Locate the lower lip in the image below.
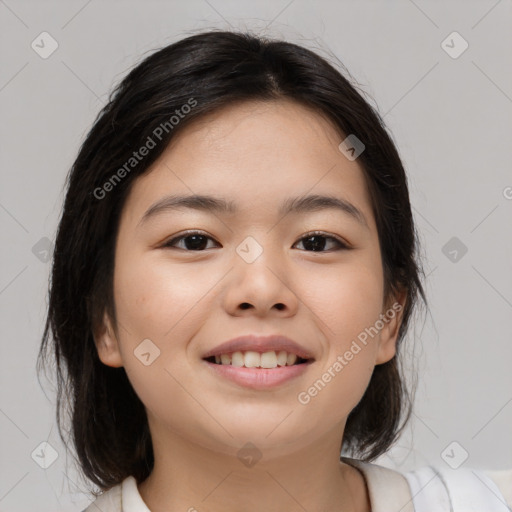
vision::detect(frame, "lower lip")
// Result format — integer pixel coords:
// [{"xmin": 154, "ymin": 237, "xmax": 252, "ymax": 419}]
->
[{"xmin": 203, "ymin": 360, "xmax": 313, "ymax": 390}]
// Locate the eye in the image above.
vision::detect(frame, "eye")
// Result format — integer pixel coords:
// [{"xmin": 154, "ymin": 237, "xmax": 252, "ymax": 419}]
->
[
  {"xmin": 293, "ymin": 231, "xmax": 350, "ymax": 252},
  {"xmin": 162, "ymin": 230, "xmax": 350, "ymax": 252},
  {"xmin": 162, "ymin": 230, "xmax": 219, "ymax": 251}
]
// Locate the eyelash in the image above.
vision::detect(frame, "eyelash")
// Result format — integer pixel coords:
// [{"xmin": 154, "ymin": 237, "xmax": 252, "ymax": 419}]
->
[{"xmin": 162, "ymin": 230, "xmax": 350, "ymax": 252}]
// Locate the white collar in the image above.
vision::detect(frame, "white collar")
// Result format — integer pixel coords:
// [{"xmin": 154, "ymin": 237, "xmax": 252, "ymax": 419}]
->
[{"xmin": 121, "ymin": 476, "xmax": 151, "ymax": 511}]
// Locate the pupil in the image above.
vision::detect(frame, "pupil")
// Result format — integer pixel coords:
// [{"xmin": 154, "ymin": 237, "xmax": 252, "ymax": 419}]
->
[
  {"xmin": 185, "ymin": 235, "xmax": 208, "ymax": 250},
  {"xmin": 304, "ymin": 235, "xmax": 325, "ymax": 251}
]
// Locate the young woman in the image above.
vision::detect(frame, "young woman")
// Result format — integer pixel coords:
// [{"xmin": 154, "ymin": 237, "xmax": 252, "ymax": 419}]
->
[{"xmin": 37, "ymin": 30, "xmax": 511, "ymax": 512}]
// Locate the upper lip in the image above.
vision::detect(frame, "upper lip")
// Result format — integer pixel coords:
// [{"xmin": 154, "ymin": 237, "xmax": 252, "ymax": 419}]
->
[{"xmin": 202, "ymin": 335, "xmax": 315, "ymax": 360}]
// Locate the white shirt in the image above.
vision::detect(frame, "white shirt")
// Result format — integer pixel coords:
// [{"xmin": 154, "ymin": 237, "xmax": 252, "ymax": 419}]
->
[{"xmin": 83, "ymin": 458, "xmax": 512, "ymax": 512}]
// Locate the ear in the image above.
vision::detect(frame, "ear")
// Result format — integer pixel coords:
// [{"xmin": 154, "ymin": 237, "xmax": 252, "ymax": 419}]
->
[
  {"xmin": 93, "ymin": 310, "xmax": 124, "ymax": 368},
  {"xmin": 375, "ymin": 289, "xmax": 407, "ymax": 365}
]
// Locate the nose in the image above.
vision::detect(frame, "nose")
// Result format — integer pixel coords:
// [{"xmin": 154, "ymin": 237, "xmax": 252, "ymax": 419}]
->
[{"xmin": 223, "ymin": 247, "xmax": 299, "ymax": 318}]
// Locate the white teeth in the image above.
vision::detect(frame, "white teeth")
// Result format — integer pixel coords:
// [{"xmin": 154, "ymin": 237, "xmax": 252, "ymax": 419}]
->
[
  {"xmin": 261, "ymin": 351, "xmax": 277, "ymax": 368},
  {"xmin": 213, "ymin": 350, "xmax": 304, "ymax": 368},
  {"xmin": 286, "ymin": 353, "xmax": 297, "ymax": 366},
  {"xmin": 244, "ymin": 351, "xmax": 261, "ymax": 368},
  {"xmin": 231, "ymin": 351, "xmax": 244, "ymax": 367},
  {"xmin": 276, "ymin": 350, "xmax": 288, "ymax": 366}
]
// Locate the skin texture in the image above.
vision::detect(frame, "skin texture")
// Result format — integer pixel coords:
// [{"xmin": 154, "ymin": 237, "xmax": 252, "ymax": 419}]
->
[{"xmin": 95, "ymin": 99, "xmax": 406, "ymax": 512}]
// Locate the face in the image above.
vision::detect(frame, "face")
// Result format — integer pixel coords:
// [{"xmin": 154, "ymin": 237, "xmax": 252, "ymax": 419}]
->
[{"xmin": 95, "ymin": 99, "xmax": 404, "ymax": 459}]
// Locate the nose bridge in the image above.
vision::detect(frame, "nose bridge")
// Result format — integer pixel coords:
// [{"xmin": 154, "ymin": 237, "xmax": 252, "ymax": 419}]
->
[
  {"xmin": 236, "ymin": 231, "xmax": 277, "ymax": 265},
  {"xmin": 225, "ymin": 233, "xmax": 297, "ymax": 315},
  {"xmin": 236, "ymin": 232, "xmax": 286, "ymax": 286}
]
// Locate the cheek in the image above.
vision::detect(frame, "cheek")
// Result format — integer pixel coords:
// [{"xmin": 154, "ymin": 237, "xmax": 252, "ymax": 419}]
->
[
  {"xmin": 113, "ymin": 253, "xmax": 213, "ymax": 339},
  {"xmin": 111, "ymin": 254, "xmax": 213, "ymax": 431},
  {"xmin": 111, "ymin": 252, "xmax": 224, "ymax": 394},
  {"xmin": 309, "ymin": 259, "xmax": 384, "ymax": 350},
  {"xmin": 296, "ymin": 260, "xmax": 383, "ymax": 414}
]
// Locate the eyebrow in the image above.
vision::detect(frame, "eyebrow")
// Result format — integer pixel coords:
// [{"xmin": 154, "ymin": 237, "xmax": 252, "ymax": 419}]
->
[{"xmin": 138, "ymin": 193, "xmax": 369, "ymax": 229}]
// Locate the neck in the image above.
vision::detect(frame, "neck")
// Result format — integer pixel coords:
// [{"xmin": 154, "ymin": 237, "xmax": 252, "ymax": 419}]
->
[{"xmin": 137, "ymin": 420, "xmax": 370, "ymax": 512}]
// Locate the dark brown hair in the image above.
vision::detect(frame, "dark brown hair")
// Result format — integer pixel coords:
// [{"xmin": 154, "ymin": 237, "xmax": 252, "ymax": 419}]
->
[{"xmin": 37, "ymin": 29, "xmax": 427, "ymax": 492}]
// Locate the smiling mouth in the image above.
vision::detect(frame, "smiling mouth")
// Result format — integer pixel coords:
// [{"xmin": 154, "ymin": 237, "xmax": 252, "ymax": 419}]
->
[{"xmin": 204, "ymin": 350, "xmax": 311, "ymax": 369}]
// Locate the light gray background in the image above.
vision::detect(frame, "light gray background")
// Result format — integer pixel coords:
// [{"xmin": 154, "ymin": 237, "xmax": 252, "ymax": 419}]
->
[{"xmin": 1, "ymin": 0, "xmax": 511, "ymax": 510}]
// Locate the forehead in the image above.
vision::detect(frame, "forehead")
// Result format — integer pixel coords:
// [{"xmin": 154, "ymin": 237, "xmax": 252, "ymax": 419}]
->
[
  {"xmin": 121, "ymin": 99, "xmax": 376, "ymax": 231},
  {"xmin": 167, "ymin": 98, "xmax": 344, "ymax": 161}
]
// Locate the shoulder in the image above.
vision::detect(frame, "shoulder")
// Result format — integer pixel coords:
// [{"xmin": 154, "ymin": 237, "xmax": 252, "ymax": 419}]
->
[
  {"xmin": 343, "ymin": 457, "xmax": 415, "ymax": 512},
  {"xmin": 485, "ymin": 468, "xmax": 512, "ymax": 505},
  {"xmin": 343, "ymin": 457, "xmax": 512, "ymax": 512},
  {"xmin": 404, "ymin": 465, "xmax": 512, "ymax": 511}
]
